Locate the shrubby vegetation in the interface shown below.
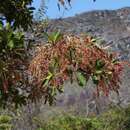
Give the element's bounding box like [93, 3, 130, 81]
[35, 105, 130, 130]
[0, 105, 130, 130]
[0, 115, 12, 130]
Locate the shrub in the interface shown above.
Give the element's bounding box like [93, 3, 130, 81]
[35, 105, 130, 130]
[124, 106, 130, 129]
[99, 106, 126, 130]
[99, 105, 130, 130]
[0, 115, 12, 130]
[34, 114, 101, 130]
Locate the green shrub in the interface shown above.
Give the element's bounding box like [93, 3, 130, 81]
[99, 106, 125, 130]
[0, 115, 12, 124]
[98, 105, 130, 130]
[34, 114, 101, 130]
[35, 105, 130, 130]
[121, 106, 130, 130]
[0, 115, 12, 130]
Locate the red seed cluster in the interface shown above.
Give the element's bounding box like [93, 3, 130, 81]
[29, 34, 123, 99]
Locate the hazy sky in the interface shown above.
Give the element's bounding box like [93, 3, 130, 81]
[32, 0, 130, 19]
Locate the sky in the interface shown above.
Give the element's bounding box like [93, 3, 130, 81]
[32, 0, 130, 19]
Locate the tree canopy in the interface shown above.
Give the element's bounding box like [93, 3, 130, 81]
[29, 32, 123, 104]
[0, 0, 126, 107]
[0, 0, 34, 30]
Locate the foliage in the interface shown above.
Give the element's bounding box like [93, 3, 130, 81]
[0, 0, 35, 107]
[34, 114, 100, 130]
[123, 106, 130, 129]
[34, 105, 130, 130]
[98, 105, 130, 130]
[99, 107, 126, 130]
[0, 0, 34, 31]
[0, 105, 129, 130]
[0, 115, 12, 130]
[29, 32, 123, 104]
[0, 21, 27, 107]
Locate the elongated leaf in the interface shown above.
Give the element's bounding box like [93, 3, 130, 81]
[41, 78, 49, 87]
[53, 31, 62, 43]
[95, 70, 102, 75]
[46, 72, 53, 80]
[92, 75, 100, 85]
[0, 22, 3, 30]
[5, 23, 11, 30]
[76, 71, 86, 87]
[95, 60, 105, 70]
[7, 40, 14, 49]
[41, 72, 53, 87]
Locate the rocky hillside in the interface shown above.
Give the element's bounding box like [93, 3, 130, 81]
[31, 7, 130, 60]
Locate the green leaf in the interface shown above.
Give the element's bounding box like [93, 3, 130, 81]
[91, 38, 96, 42]
[92, 75, 100, 85]
[51, 87, 56, 96]
[5, 22, 11, 30]
[53, 31, 62, 43]
[95, 70, 102, 75]
[95, 60, 105, 70]
[46, 72, 53, 80]
[0, 115, 12, 123]
[0, 22, 3, 30]
[41, 79, 49, 87]
[45, 31, 62, 44]
[41, 72, 53, 87]
[50, 57, 59, 73]
[7, 40, 14, 49]
[76, 71, 87, 87]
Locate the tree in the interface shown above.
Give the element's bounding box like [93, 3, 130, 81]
[0, 0, 126, 107]
[29, 32, 123, 105]
[0, 0, 34, 30]
[0, 0, 34, 107]
[0, 21, 29, 107]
